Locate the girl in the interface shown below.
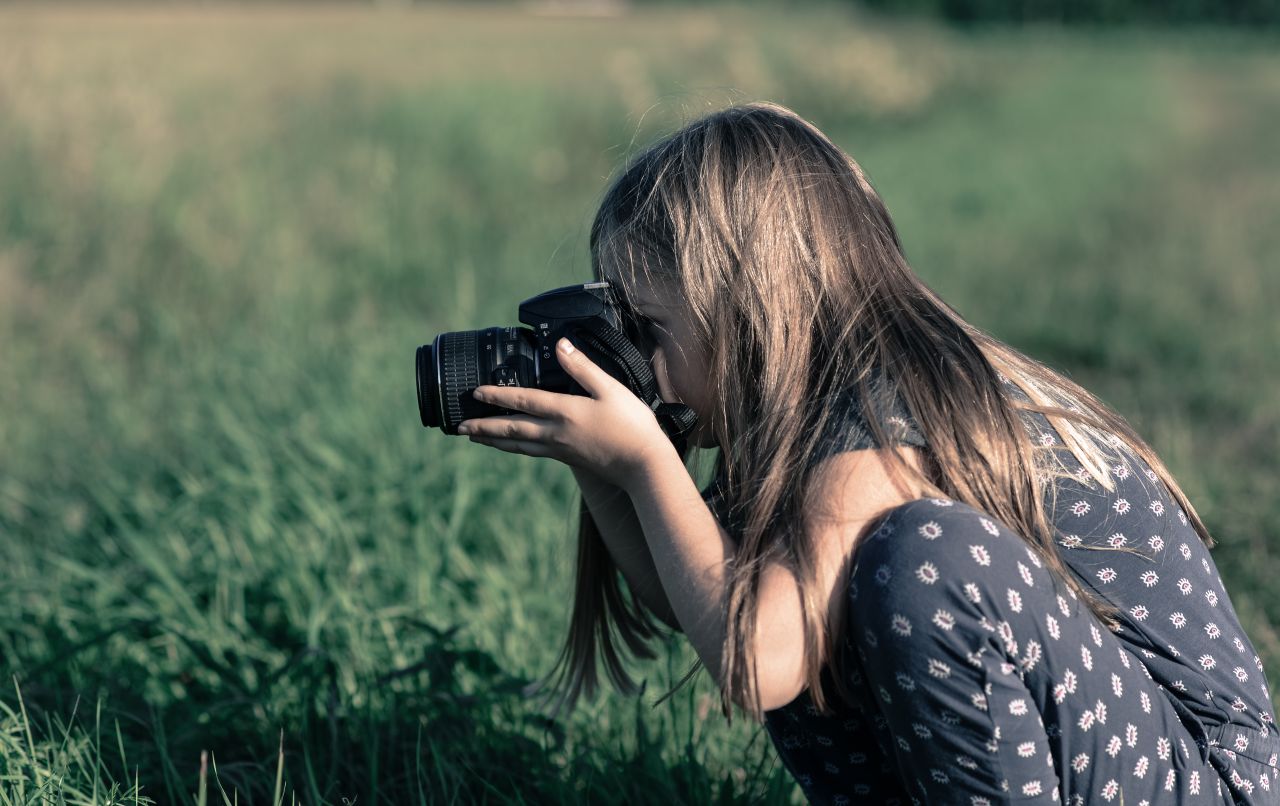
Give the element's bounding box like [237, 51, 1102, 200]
[454, 102, 1277, 804]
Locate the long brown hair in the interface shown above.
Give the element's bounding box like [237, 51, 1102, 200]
[524, 101, 1215, 725]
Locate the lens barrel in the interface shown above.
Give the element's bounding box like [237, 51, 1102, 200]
[416, 327, 537, 433]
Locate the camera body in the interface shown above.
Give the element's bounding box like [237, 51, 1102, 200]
[416, 280, 698, 448]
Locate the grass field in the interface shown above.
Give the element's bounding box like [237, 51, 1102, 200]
[1, 3, 1277, 803]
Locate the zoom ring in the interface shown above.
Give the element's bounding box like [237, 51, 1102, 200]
[440, 330, 480, 428]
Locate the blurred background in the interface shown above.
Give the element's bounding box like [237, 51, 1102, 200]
[1, 1, 1277, 803]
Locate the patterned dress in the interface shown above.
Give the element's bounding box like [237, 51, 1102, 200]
[700, 377, 1278, 804]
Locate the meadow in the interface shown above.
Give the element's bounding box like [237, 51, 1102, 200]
[0, 3, 1277, 803]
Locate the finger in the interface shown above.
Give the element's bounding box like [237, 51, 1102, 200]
[472, 384, 568, 419]
[555, 336, 620, 399]
[470, 434, 555, 458]
[459, 413, 549, 442]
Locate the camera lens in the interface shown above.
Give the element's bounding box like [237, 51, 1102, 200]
[416, 327, 538, 433]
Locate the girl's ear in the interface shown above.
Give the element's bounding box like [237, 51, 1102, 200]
[650, 350, 678, 404]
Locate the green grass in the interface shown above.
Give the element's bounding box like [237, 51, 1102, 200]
[1, 3, 1277, 803]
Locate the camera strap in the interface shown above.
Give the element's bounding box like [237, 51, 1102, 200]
[567, 320, 700, 450]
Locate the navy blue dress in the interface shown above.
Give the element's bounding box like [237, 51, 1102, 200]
[700, 376, 1278, 804]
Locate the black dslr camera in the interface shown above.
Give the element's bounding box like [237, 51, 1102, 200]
[416, 281, 698, 450]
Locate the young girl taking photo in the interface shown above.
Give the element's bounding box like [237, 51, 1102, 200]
[454, 102, 1277, 804]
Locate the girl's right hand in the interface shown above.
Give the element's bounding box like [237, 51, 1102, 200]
[457, 337, 677, 491]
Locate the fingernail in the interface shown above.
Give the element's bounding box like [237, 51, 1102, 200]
[559, 338, 575, 354]
[472, 388, 486, 401]
[457, 422, 471, 434]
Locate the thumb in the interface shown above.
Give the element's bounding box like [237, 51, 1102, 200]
[557, 336, 615, 398]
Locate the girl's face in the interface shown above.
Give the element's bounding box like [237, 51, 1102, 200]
[624, 279, 718, 449]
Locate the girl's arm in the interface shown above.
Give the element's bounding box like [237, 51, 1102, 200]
[621, 444, 928, 717]
[455, 343, 918, 713]
[620, 447, 801, 714]
[570, 465, 682, 632]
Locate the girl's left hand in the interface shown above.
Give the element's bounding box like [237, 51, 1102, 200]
[456, 337, 675, 490]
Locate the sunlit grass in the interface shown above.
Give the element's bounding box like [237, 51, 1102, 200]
[1, 3, 1276, 802]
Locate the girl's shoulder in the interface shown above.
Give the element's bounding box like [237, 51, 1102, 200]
[700, 372, 1127, 535]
